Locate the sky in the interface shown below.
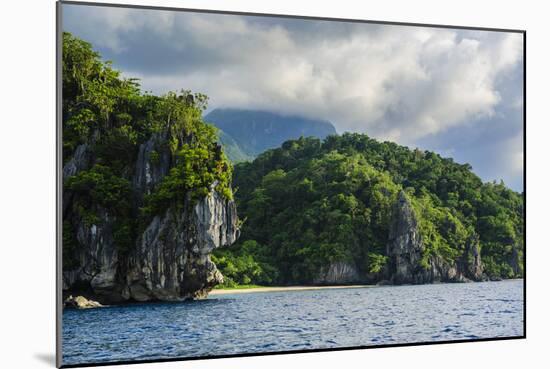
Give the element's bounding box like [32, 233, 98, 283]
[62, 4, 524, 191]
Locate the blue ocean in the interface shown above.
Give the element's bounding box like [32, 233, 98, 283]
[62, 280, 524, 366]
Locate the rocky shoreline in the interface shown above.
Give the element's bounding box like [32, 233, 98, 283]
[65, 278, 523, 309]
[64, 295, 104, 309]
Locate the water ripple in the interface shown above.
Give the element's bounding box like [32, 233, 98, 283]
[63, 280, 524, 366]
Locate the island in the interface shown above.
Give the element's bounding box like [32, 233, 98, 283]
[61, 32, 524, 308]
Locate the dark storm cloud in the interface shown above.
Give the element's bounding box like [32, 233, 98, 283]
[63, 6, 247, 75]
[62, 4, 524, 191]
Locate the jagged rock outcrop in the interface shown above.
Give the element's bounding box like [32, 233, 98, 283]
[62, 132, 240, 304]
[62, 143, 93, 214]
[386, 191, 431, 284]
[62, 206, 122, 301]
[64, 295, 103, 309]
[124, 190, 239, 301]
[386, 191, 484, 284]
[63, 143, 92, 180]
[459, 234, 484, 281]
[133, 132, 172, 196]
[314, 261, 360, 284]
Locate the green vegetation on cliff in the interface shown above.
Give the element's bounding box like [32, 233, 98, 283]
[62, 32, 233, 266]
[215, 134, 524, 285]
[62, 33, 523, 287]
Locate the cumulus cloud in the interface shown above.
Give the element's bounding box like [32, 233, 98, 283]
[63, 4, 524, 190]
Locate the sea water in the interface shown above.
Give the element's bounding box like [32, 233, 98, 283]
[62, 280, 524, 366]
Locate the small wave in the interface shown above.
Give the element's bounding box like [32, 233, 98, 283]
[259, 343, 277, 349]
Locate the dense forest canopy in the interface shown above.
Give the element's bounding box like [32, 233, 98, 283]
[62, 32, 233, 267]
[214, 134, 524, 286]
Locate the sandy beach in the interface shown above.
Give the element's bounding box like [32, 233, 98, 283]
[209, 285, 374, 295]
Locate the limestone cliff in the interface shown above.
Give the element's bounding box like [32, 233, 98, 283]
[314, 261, 360, 285]
[62, 133, 239, 304]
[386, 191, 431, 284]
[386, 191, 484, 284]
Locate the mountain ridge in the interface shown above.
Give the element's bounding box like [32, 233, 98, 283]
[205, 108, 337, 160]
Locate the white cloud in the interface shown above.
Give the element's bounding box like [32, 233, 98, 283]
[65, 6, 522, 141]
[95, 12, 522, 144]
[63, 4, 524, 189]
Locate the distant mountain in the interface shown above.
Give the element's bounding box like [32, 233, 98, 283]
[216, 130, 254, 163]
[205, 109, 337, 158]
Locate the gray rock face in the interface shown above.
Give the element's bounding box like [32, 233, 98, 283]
[63, 189, 239, 303]
[125, 191, 239, 301]
[62, 143, 93, 214]
[386, 191, 484, 284]
[460, 234, 484, 281]
[134, 132, 172, 196]
[63, 143, 91, 180]
[386, 191, 431, 284]
[314, 261, 360, 284]
[62, 131, 240, 304]
[62, 207, 123, 302]
[430, 256, 463, 283]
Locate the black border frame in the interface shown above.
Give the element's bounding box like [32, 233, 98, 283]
[56, 1, 527, 368]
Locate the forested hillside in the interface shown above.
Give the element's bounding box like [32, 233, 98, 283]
[62, 32, 524, 295]
[213, 134, 524, 286]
